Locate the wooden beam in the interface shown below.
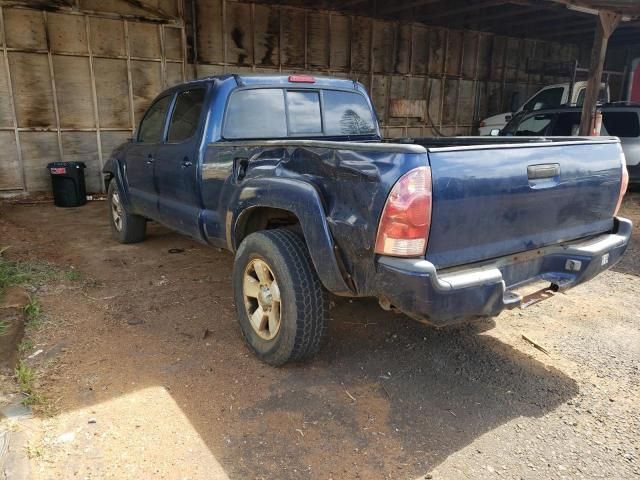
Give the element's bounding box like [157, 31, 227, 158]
[379, 0, 443, 16]
[420, 0, 507, 21]
[579, 11, 621, 135]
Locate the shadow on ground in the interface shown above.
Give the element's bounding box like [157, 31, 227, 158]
[1, 203, 580, 479]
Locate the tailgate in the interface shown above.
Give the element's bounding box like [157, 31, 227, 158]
[426, 139, 624, 268]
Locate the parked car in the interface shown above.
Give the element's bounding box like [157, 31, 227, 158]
[103, 74, 631, 365]
[478, 81, 609, 136]
[498, 104, 640, 184]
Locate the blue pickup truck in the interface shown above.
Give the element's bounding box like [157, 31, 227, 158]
[103, 74, 631, 365]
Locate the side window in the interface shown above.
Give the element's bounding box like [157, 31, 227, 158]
[323, 91, 376, 136]
[167, 89, 206, 143]
[522, 87, 564, 112]
[602, 112, 640, 138]
[551, 112, 581, 136]
[515, 114, 553, 136]
[287, 91, 322, 135]
[138, 95, 172, 143]
[224, 89, 287, 139]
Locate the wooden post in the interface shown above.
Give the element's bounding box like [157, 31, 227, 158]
[579, 11, 621, 136]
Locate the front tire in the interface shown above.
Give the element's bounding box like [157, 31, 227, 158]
[233, 229, 329, 366]
[107, 179, 146, 244]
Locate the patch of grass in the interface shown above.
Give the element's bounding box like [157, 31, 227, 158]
[18, 338, 34, 354]
[0, 320, 7, 336]
[14, 360, 43, 407]
[0, 256, 57, 298]
[65, 269, 81, 281]
[24, 297, 42, 328]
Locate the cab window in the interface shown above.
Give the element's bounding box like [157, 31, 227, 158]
[167, 89, 206, 143]
[522, 87, 564, 112]
[515, 113, 553, 136]
[138, 95, 173, 143]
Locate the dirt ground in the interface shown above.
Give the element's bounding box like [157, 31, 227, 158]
[0, 192, 639, 480]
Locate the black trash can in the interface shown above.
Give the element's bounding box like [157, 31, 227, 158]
[46, 162, 87, 207]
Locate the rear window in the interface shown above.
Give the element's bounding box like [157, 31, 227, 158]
[323, 91, 376, 136]
[223, 88, 375, 139]
[224, 89, 287, 139]
[602, 112, 640, 137]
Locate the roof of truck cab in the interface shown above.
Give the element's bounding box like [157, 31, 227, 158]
[180, 74, 360, 90]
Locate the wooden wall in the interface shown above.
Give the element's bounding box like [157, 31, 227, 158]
[187, 0, 589, 139]
[0, 1, 185, 194]
[0, 0, 590, 195]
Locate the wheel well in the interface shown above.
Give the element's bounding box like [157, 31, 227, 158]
[103, 172, 114, 192]
[235, 207, 301, 249]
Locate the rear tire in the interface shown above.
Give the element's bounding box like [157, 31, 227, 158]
[107, 179, 146, 244]
[233, 229, 329, 366]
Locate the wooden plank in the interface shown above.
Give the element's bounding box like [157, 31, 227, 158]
[47, 12, 88, 54]
[388, 75, 406, 126]
[395, 24, 411, 75]
[226, 1, 252, 65]
[89, 17, 125, 57]
[0, 51, 13, 128]
[196, 0, 223, 63]
[281, 8, 305, 67]
[0, 131, 20, 190]
[61, 131, 101, 192]
[164, 26, 183, 61]
[462, 31, 477, 79]
[370, 74, 388, 122]
[100, 131, 131, 161]
[131, 59, 162, 125]
[329, 13, 349, 70]
[307, 11, 329, 68]
[372, 20, 393, 73]
[53, 55, 95, 128]
[93, 57, 130, 128]
[445, 30, 463, 76]
[19, 131, 60, 192]
[411, 25, 428, 75]
[8, 52, 55, 127]
[351, 16, 371, 73]
[428, 28, 445, 74]
[253, 4, 279, 67]
[4, 8, 46, 50]
[165, 61, 183, 87]
[128, 22, 161, 59]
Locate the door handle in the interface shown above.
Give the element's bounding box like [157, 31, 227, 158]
[181, 158, 193, 168]
[527, 163, 560, 180]
[145, 154, 155, 165]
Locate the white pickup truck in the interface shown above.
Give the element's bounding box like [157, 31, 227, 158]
[478, 81, 609, 136]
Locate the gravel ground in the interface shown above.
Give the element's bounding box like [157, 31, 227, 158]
[0, 192, 638, 480]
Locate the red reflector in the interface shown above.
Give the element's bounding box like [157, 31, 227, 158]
[50, 167, 66, 174]
[288, 75, 315, 83]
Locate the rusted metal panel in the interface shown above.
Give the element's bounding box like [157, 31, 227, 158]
[370, 74, 388, 122]
[281, 8, 305, 67]
[446, 30, 463, 77]
[100, 130, 130, 161]
[0, 131, 20, 189]
[462, 31, 477, 79]
[4, 8, 45, 50]
[491, 36, 506, 82]
[307, 11, 329, 68]
[93, 57, 130, 127]
[428, 28, 445, 74]
[505, 37, 521, 83]
[48, 12, 88, 54]
[8, 51, 55, 127]
[165, 60, 183, 87]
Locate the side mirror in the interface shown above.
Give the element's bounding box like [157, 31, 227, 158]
[490, 129, 501, 136]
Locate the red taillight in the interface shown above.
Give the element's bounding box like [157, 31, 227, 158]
[288, 75, 315, 83]
[613, 161, 629, 217]
[375, 166, 432, 257]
